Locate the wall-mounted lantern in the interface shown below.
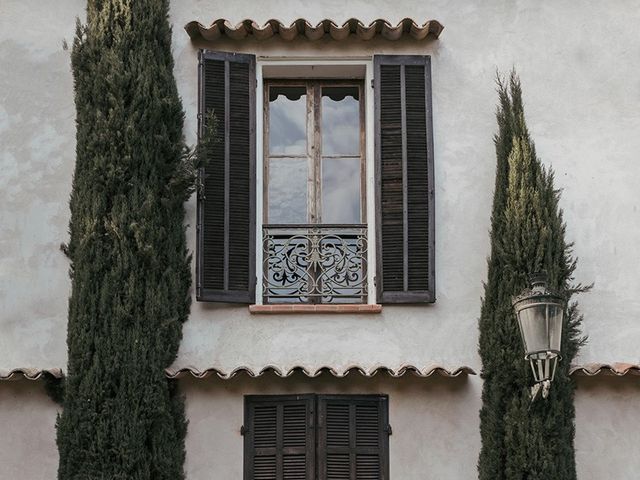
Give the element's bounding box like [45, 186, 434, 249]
[512, 272, 566, 401]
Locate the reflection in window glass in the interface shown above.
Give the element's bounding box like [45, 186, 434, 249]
[321, 87, 360, 156]
[322, 157, 360, 224]
[269, 86, 307, 155]
[268, 158, 307, 224]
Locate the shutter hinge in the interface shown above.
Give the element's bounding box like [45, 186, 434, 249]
[370, 78, 374, 89]
[240, 425, 248, 436]
[384, 424, 392, 435]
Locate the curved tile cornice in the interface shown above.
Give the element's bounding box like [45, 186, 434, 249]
[185, 18, 444, 43]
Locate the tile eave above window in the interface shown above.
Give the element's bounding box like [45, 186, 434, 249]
[185, 18, 444, 43]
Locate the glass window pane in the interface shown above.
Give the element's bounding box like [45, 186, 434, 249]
[321, 87, 360, 156]
[268, 157, 307, 224]
[269, 86, 307, 155]
[322, 157, 360, 224]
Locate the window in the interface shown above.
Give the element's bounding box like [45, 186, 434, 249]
[263, 81, 367, 304]
[196, 51, 435, 305]
[244, 394, 390, 480]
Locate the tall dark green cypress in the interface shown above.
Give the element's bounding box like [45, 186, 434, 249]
[56, 1, 192, 478]
[478, 72, 586, 479]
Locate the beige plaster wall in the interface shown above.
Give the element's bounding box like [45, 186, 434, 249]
[1, 376, 639, 479]
[181, 372, 482, 480]
[167, 0, 640, 374]
[2, 0, 639, 376]
[2, 1, 640, 478]
[183, 374, 640, 480]
[0, 0, 84, 370]
[0, 382, 59, 480]
[574, 376, 640, 480]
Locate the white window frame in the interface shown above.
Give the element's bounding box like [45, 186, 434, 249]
[255, 57, 377, 305]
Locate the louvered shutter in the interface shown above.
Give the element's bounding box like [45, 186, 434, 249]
[374, 55, 435, 304]
[197, 50, 256, 303]
[318, 395, 389, 480]
[244, 395, 315, 480]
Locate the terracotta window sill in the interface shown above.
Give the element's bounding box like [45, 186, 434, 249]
[249, 304, 383, 314]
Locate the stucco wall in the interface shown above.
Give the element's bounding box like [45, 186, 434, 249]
[2, 0, 639, 375]
[0, 0, 83, 370]
[170, 0, 640, 373]
[574, 376, 640, 480]
[2, 376, 639, 480]
[2, 0, 640, 478]
[0, 382, 59, 480]
[182, 373, 481, 480]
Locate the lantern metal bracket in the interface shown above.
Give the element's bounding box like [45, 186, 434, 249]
[513, 272, 567, 404]
[530, 379, 551, 403]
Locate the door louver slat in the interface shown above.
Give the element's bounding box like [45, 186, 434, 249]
[283, 455, 307, 479]
[356, 455, 381, 480]
[356, 404, 380, 449]
[254, 456, 277, 480]
[326, 403, 350, 448]
[254, 405, 277, 449]
[283, 403, 308, 448]
[326, 454, 350, 479]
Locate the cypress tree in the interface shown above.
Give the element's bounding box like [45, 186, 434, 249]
[478, 72, 586, 480]
[56, 1, 194, 478]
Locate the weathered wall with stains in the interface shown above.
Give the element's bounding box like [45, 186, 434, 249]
[0, 0, 80, 370]
[168, 0, 640, 374]
[2, 0, 640, 479]
[182, 373, 481, 480]
[0, 382, 60, 480]
[1, 375, 639, 479]
[2, 0, 639, 381]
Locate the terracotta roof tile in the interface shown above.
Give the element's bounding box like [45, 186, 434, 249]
[164, 365, 475, 379]
[185, 18, 443, 43]
[0, 368, 63, 381]
[8, 364, 640, 380]
[1, 365, 474, 381]
[569, 363, 640, 377]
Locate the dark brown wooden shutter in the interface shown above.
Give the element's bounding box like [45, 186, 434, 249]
[244, 395, 315, 480]
[197, 50, 256, 303]
[318, 395, 389, 480]
[374, 55, 435, 304]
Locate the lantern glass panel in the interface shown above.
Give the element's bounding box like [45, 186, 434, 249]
[517, 304, 549, 355]
[547, 303, 563, 352]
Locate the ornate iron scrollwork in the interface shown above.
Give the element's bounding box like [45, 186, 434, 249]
[263, 224, 368, 303]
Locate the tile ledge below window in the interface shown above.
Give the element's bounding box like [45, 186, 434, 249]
[249, 304, 382, 314]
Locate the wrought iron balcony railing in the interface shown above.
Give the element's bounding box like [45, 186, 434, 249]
[262, 224, 368, 304]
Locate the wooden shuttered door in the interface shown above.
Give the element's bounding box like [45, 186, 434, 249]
[244, 395, 389, 480]
[374, 55, 435, 303]
[318, 395, 389, 480]
[244, 395, 315, 480]
[317, 396, 389, 480]
[197, 50, 256, 303]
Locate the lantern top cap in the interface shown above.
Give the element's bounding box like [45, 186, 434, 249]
[512, 271, 566, 308]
